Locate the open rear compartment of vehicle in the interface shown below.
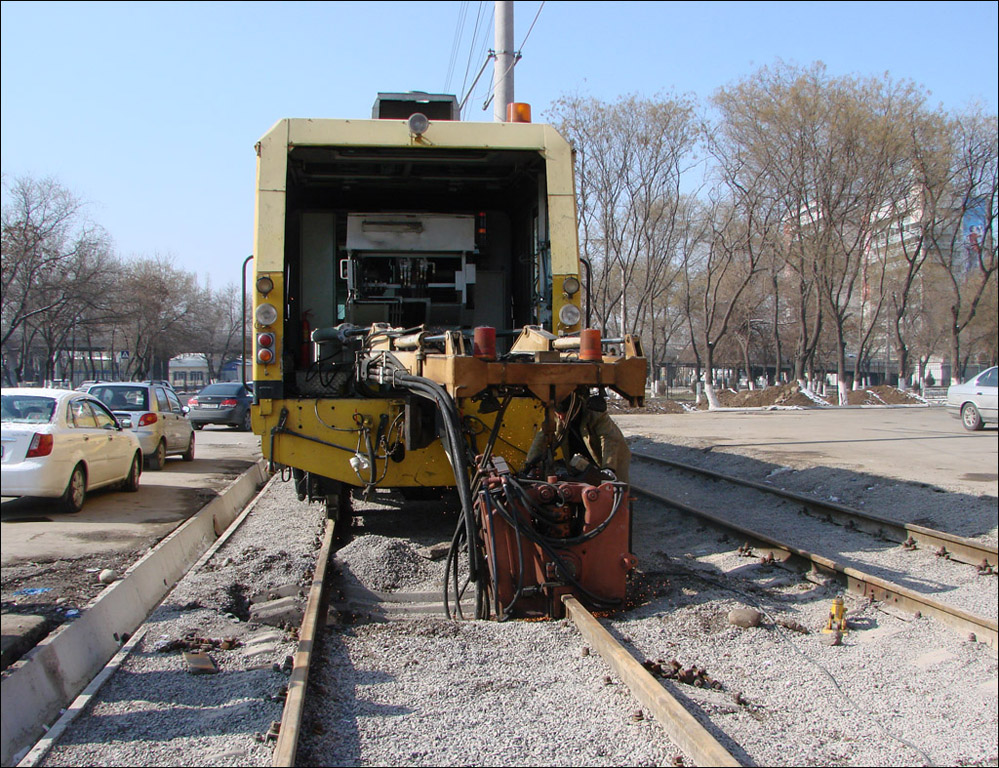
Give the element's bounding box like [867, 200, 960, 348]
[281, 145, 552, 397]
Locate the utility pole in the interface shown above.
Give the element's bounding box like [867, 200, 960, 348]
[492, 0, 514, 122]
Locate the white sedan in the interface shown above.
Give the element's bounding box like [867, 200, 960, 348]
[945, 366, 999, 431]
[1, 387, 143, 513]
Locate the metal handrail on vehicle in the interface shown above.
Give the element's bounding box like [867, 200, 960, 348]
[241, 254, 253, 394]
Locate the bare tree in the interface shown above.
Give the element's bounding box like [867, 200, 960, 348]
[925, 109, 998, 383]
[875, 110, 954, 387]
[23, 237, 118, 382]
[2, 176, 112, 382]
[682, 195, 769, 409]
[547, 92, 698, 340]
[712, 63, 934, 403]
[186, 282, 249, 381]
[111, 255, 200, 380]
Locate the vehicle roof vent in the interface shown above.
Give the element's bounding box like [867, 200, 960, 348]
[373, 92, 459, 121]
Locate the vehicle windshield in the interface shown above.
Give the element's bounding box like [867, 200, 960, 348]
[1, 394, 57, 423]
[200, 383, 245, 396]
[88, 385, 150, 411]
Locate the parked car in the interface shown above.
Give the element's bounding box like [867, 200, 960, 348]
[143, 379, 177, 392]
[75, 380, 107, 391]
[1, 388, 142, 513]
[946, 366, 998, 431]
[84, 382, 195, 469]
[187, 382, 254, 431]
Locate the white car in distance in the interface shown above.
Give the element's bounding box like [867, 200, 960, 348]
[1, 388, 143, 513]
[946, 366, 999, 431]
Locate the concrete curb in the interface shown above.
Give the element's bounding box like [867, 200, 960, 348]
[0, 459, 271, 767]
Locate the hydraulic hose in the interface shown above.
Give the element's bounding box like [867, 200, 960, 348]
[390, 371, 483, 612]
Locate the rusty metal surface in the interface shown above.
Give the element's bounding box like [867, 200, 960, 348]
[562, 596, 742, 767]
[272, 517, 337, 767]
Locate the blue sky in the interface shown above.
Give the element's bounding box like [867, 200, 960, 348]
[2, 0, 997, 289]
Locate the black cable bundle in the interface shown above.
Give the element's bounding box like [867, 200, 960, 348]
[389, 370, 486, 620]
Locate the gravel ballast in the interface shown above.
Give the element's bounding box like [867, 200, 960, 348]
[28, 413, 999, 767]
[628, 459, 999, 623]
[295, 489, 998, 767]
[37, 478, 327, 768]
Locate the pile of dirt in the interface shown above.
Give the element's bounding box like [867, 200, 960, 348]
[707, 382, 825, 409]
[608, 398, 687, 414]
[611, 384, 925, 414]
[844, 385, 924, 406]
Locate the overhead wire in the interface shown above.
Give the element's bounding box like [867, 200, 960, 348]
[459, 1, 488, 107]
[444, 1, 471, 94]
[465, 3, 496, 117]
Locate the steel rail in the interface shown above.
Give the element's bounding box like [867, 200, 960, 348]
[632, 450, 997, 571]
[272, 516, 338, 767]
[562, 595, 743, 766]
[631, 484, 998, 650]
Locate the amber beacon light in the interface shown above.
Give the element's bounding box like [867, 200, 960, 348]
[506, 103, 532, 123]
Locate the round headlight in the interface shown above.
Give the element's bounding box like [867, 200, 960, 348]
[255, 302, 278, 326]
[558, 303, 582, 327]
[562, 276, 581, 296]
[256, 275, 274, 296]
[407, 112, 430, 136]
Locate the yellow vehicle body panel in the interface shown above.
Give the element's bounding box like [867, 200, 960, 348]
[249, 111, 643, 492]
[254, 396, 545, 488]
[252, 117, 583, 388]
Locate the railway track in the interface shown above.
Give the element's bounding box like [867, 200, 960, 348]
[17, 469, 997, 766]
[275, 503, 740, 767]
[630, 450, 998, 649]
[632, 450, 998, 572]
[276, 461, 999, 766]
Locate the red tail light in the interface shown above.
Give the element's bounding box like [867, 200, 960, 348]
[26, 433, 54, 458]
[188, 397, 199, 406]
[257, 330, 275, 364]
[220, 398, 238, 407]
[137, 413, 158, 427]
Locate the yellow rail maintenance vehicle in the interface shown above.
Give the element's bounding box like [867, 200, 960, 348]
[250, 93, 646, 620]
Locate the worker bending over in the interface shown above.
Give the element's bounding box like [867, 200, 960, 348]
[524, 388, 631, 485]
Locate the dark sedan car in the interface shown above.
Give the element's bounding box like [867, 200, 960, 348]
[187, 383, 253, 431]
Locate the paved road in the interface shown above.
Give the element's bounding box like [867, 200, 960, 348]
[1, 427, 262, 567]
[613, 405, 998, 498]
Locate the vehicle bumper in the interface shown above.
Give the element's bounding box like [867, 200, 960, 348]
[189, 408, 241, 426]
[0, 459, 73, 498]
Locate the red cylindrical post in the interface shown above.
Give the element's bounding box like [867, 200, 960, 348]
[579, 328, 602, 361]
[473, 326, 497, 360]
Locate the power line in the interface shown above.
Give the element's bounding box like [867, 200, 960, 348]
[459, 1, 487, 101]
[444, 1, 470, 93]
[458, 53, 494, 114]
[519, 0, 545, 52]
[465, 2, 493, 115]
